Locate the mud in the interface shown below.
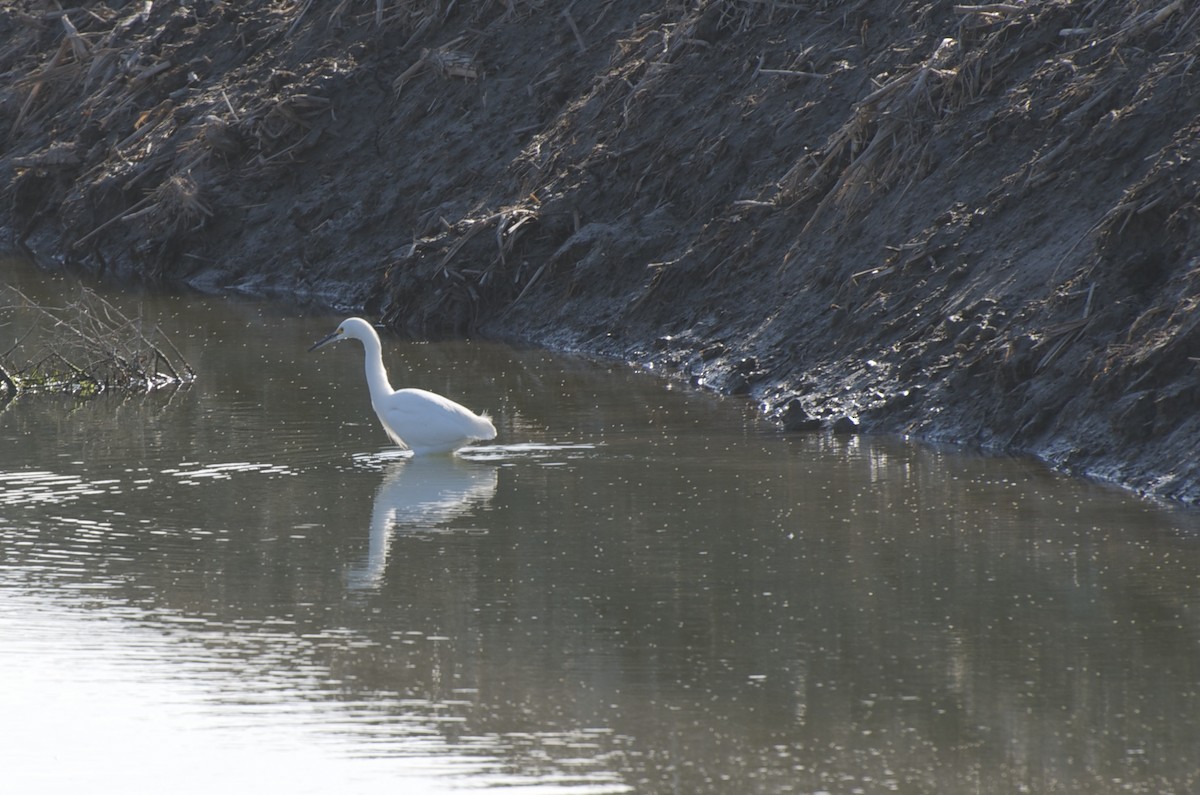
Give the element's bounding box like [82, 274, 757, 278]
[3, 1, 1199, 503]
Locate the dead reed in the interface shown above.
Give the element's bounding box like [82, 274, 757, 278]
[0, 285, 194, 400]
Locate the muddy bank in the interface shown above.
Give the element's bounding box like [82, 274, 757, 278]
[3, 1, 1199, 504]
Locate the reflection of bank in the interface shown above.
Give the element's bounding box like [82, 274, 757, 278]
[347, 457, 498, 589]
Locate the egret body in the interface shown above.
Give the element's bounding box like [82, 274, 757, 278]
[309, 318, 497, 454]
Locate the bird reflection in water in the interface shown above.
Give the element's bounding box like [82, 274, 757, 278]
[346, 456, 498, 589]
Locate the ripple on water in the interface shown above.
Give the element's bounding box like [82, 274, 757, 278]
[0, 585, 635, 794]
[343, 442, 601, 470]
[0, 470, 125, 507]
[162, 460, 296, 484]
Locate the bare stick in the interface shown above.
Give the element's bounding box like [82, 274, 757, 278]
[563, 8, 587, 53]
[10, 40, 68, 136]
[758, 68, 827, 79]
[71, 195, 156, 249]
[154, 324, 196, 378]
[0, 362, 17, 396]
[953, 4, 1025, 15]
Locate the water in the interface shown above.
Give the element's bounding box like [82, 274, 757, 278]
[2, 258, 1200, 794]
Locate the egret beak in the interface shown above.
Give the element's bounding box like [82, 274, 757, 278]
[308, 330, 341, 352]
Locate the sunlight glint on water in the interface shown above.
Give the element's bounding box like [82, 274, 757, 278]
[0, 591, 629, 794]
[2, 255, 1200, 794]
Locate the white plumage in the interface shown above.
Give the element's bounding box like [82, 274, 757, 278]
[309, 317, 496, 455]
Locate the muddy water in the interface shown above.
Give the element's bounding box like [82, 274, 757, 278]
[2, 260, 1199, 795]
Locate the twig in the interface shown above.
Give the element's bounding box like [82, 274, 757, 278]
[757, 68, 827, 79]
[10, 39, 68, 136]
[505, 262, 548, 314]
[71, 195, 156, 249]
[1119, 0, 1183, 42]
[60, 14, 91, 61]
[0, 362, 17, 396]
[2, 323, 38, 359]
[130, 59, 172, 87]
[953, 4, 1025, 15]
[287, 0, 314, 37]
[220, 88, 239, 121]
[563, 8, 587, 53]
[154, 324, 195, 378]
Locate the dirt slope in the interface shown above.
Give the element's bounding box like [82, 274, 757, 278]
[3, 0, 1199, 503]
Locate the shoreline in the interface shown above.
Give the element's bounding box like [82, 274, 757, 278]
[4, 1, 1198, 504]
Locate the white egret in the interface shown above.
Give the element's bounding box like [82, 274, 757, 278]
[309, 317, 497, 455]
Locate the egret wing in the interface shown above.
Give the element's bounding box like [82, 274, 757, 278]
[374, 388, 495, 453]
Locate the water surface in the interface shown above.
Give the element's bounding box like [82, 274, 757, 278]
[2, 259, 1199, 794]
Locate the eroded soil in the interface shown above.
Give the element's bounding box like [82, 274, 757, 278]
[3, 0, 1199, 502]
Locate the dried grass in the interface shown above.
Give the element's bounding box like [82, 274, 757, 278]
[380, 202, 541, 328]
[782, 36, 962, 232]
[393, 37, 480, 97]
[149, 172, 213, 235]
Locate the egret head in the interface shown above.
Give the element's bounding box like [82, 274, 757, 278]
[308, 317, 378, 352]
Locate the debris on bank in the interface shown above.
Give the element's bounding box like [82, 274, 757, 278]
[1, 1, 1198, 503]
[0, 285, 194, 400]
